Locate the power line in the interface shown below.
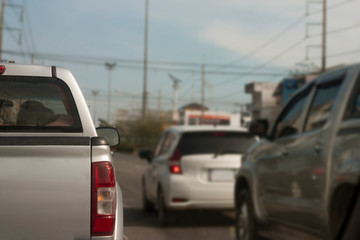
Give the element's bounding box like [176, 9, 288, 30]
[84, 92, 246, 106]
[4, 50, 258, 69]
[178, 0, 355, 100]
[307, 0, 354, 15]
[2, 49, 285, 76]
[7, 0, 23, 20]
[203, 0, 354, 74]
[308, 23, 360, 38]
[208, 90, 247, 100]
[179, 0, 355, 100]
[211, 15, 307, 72]
[212, 37, 306, 87]
[308, 48, 360, 60]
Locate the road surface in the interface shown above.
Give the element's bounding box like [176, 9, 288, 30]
[113, 152, 237, 240]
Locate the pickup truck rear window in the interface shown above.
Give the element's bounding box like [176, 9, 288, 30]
[178, 131, 257, 156]
[0, 76, 82, 132]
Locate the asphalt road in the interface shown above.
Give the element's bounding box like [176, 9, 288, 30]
[113, 152, 237, 240]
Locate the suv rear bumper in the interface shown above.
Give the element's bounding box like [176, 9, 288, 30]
[167, 175, 235, 210]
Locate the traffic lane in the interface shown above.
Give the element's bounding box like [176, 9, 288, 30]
[113, 152, 145, 209]
[113, 152, 236, 240]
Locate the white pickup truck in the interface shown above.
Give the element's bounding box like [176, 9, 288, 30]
[0, 63, 123, 240]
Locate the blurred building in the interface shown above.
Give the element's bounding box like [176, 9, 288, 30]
[245, 82, 281, 125]
[177, 102, 244, 127]
[273, 78, 307, 106]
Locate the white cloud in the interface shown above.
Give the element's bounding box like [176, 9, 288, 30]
[198, 21, 307, 67]
[197, 0, 360, 69]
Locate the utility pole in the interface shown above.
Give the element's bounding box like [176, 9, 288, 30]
[321, 0, 327, 72]
[91, 90, 99, 125]
[168, 74, 180, 123]
[0, 0, 5, 60]
[201, 64, 205, 116]
[142, 0, 149, 120]
[158, 88, 161, 120]
[306, 0, 326, 73]
[105, 62, 116, 124]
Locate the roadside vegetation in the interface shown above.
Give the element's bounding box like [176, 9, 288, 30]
[98, 118, 163, 153]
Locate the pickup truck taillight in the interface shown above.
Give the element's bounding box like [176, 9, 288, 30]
[91, 161, 116, 236]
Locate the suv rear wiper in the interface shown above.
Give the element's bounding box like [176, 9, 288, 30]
[213, 150, 243, 158]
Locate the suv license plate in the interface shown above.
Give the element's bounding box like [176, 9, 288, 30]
[209, 170, 234, 182]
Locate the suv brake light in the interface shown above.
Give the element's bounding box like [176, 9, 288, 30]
[0, 65, 5, 75]
[169, 147, 182, 174]
[91, 161, 116, 236]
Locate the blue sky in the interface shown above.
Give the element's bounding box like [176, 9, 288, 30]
[2, 0, 360, 125]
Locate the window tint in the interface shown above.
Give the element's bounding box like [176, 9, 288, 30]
[344, 75, 360, 119]
[350, 93, 360, 117]
[274, 85, 312, 138]
[305, 81, 342, 132]
[0, 76, 82, 132]
[177, 131, 257, 156]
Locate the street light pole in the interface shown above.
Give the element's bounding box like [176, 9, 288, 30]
[168, 74, 181, 123]
[321, 0, 327, 73]
[0, 0, 6, 60]
[91, 90, 99, 125]
[105, 62, 116, 124]
[142, 0, 149, 120]
[201, 64, 205, 117]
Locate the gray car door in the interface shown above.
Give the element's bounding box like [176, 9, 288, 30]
[258, 85, 312, 221]
[286, 70, 348, 234]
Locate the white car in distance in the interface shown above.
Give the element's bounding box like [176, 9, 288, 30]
[139, 125, 258, 225]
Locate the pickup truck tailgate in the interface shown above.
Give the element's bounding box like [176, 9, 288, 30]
[0, 137, 91, 240]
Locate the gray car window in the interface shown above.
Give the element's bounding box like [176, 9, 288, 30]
[273, 85, 312, 139]
[344, 75, 360, 119]
[305, 80, 343, 132]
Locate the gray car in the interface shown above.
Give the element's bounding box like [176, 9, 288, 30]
[235, 63, 360, 240]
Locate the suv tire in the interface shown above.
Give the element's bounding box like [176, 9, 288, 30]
[235, 189, 258, 240]
[157, 188, 173, 226]
[142, 179, 154, 212]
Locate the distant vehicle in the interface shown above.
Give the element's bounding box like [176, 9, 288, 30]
[234, 63, 360, 240]
[0, 63, 123, 240]
[139, 125, 257, 225]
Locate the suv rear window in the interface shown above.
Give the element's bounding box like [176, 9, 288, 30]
[178, 131, 257, 156]
[0, 76, 82, 132]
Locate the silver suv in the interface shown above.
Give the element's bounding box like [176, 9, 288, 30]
[235, 63, 360, 240]
[139, 125, 257, 225]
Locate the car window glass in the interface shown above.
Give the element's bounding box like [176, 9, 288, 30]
[344, 76, 360, 119]
[178, 131, 257, 156]
[274, 85, 312, 139]
[0, 76, 82, 132]
[160, 132, 175, 155]
[153, 134, 166, 158]
[350, 93, 360, 117]
[305, 80, 342, 132]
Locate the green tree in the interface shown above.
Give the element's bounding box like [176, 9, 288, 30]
[98, 118, 111, 127]
[114, 117, 163, 153]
